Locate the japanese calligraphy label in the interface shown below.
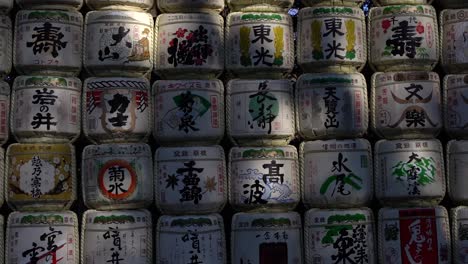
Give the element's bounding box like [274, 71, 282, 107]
[16, 0, 83, 9]
[378, 207, 451, 264]
[6, 143, 75, 211]
[86, 0, 153, 11]
[14, 10, 83, 76]
[375, 139, 445, 206]
[0, 0, 12, 13]
[301, 139, 372, 208]
[232, 212, 302, 264]
[227, 79, 295, 146]
[153, 80, 224, 145]
[157, 214, 226, 264]
[451, 206, 468, 264]
[0, 16, 12, 76]
[441, 10, 468, 74]
[84, 77, 151, 143]
[304, 208, 376, 264]
[226, 12, 294, 78]
[12, 76, 81, 143]
[84, 10, 153, 77]
[155, 146, 226, 214]
[369, 5, 439, 71]
[158, 0, 224, 14]
[82, 209, 152, 264]
[229, 146, 300, 211]
[6, 211, 78, 264]
[226, 0, 293, 12]
[82, 144, 153, 210]
[0, 81, 10, 144]
[444, 75, 468, 138]
[372, 72, 442, 139]
[298, 7, 366, 73]
[155, 13, 224, 79]
[447, 140, 468, 204]
[296, 73, 368, 139]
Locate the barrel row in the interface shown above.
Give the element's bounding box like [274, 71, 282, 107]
[3, 206, 468, 263]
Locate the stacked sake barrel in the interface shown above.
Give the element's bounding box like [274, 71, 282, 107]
[153, 1, 228, 263]
[296, 1, 377, 263]
[5, 0, 83, 262]
[222, 1, 304, 263]
[80, 0, 155, 263]
[439, 1, 468, 263]
[368, 1, 453, 263]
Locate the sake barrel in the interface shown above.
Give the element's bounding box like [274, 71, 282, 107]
[16, 0, 83, 10]
[298, 6, 366, 73]
[6, 211, 79, 264]
[0, 81, 10, 145]
[82, 143, 153, 210]
[374, 0, 432, 5]
[6, 143, 76, 211]
[378, 206, 451, 264]
[155, 145, 226, 214]
[451, 206, 468, 264]
[0, 149, 4, 208]
[158, 0, 224, 13]
[441, 9, 468, 74]
[82, 209, 153, 264]
[301, 139, 373, 208]
[229, 146, 300, 211]
[153, 79, 224, 145]
[156, 214, 226, 264]
[84, 10, 153, 77]
[231, 211, 302, 264]
[154, 13, 224, 79]
[226, 0, 293, 12]
[0, 15, 11, 77]
[226, 79, 295, 146]
[11, 76, 81, 143]
[369, 5, 439, 71]
[85, 0, 154, 11]
[444, 74, 468, 138]
[305, 208, 376, 264]
[296, 73, 368, 139]
[375, 139, 445, 206]
[14, 10, 83, 76]
[226, 12, 294, 78]
[371, 71, 442, 139]
[447, 140, 468, 205]
[0, 0, 12, 13]
[0, 215, 3, 264]
[83, 77, 151, 143]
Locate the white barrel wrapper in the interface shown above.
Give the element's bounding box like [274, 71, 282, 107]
[444, 74, 468, 138]
[14, 10, 83, 76]
[155, 146, 226, 214]
[84, 10, 154, 77]
[227, 79, 295, 146]
[369, 5, 439, 72]
[82, 143, 153, 210]
[301, 139, 373, 208]
[153, 79, 224, 145]
[6, 211, 79, 264]
[231, 211, 302, 264]
[304, 208, 376, 264]
[229, 146, 300, 211]
[374, 139, 445, 206]
[12, 76, 81, 143]
[378, 206, 451, 264]
[156, 214, 226, 264]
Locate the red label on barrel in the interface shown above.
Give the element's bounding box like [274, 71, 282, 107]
[399, 209, 438, 264]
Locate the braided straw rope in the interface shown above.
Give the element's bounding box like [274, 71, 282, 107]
[86, 0, 153, 11]
[158, 0, 225, 13]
